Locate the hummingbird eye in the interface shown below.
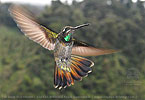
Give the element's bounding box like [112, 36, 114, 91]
[62, 27, 71, 33]
[62, 28, 70, 36]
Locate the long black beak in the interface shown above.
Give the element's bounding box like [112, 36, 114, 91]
[73, 23, 90, 30]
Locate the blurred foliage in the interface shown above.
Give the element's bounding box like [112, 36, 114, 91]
[0, 0, 145, 99]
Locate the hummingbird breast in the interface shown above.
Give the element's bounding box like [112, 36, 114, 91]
[54, 39, 74, 71]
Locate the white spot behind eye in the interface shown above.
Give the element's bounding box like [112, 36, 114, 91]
[66, 30, 70, 34]
[63, 28, 66, 32]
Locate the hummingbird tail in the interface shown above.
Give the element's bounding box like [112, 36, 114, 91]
[54, 55, 94, 89]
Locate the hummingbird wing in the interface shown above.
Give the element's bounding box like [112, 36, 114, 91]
[72, 40, 119, 56]
[9, 5, 57, 50]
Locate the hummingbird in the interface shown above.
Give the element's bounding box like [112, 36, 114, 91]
[9, 5, 119, 89]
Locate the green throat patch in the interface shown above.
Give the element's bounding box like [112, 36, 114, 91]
[64, 33, 72, 41]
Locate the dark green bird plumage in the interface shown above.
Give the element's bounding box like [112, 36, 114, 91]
[9, 5, 119, 89]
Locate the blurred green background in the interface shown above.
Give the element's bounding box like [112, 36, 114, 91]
[0, 0, 145, 99]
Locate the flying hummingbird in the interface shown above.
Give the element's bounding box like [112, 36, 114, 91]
[9, 5, 119, 89]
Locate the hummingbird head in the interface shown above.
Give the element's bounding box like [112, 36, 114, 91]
[60, 23, 90, 42]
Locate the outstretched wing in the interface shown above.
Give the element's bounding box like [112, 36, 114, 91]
[9, 5, 57, 50]
[72, 40, 119, 56]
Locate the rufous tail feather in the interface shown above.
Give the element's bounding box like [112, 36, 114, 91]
[54, 55, 94, 89]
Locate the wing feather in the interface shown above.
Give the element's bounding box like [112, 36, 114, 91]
[72, 40, 119, 56]
[9, 5, 57, 50]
